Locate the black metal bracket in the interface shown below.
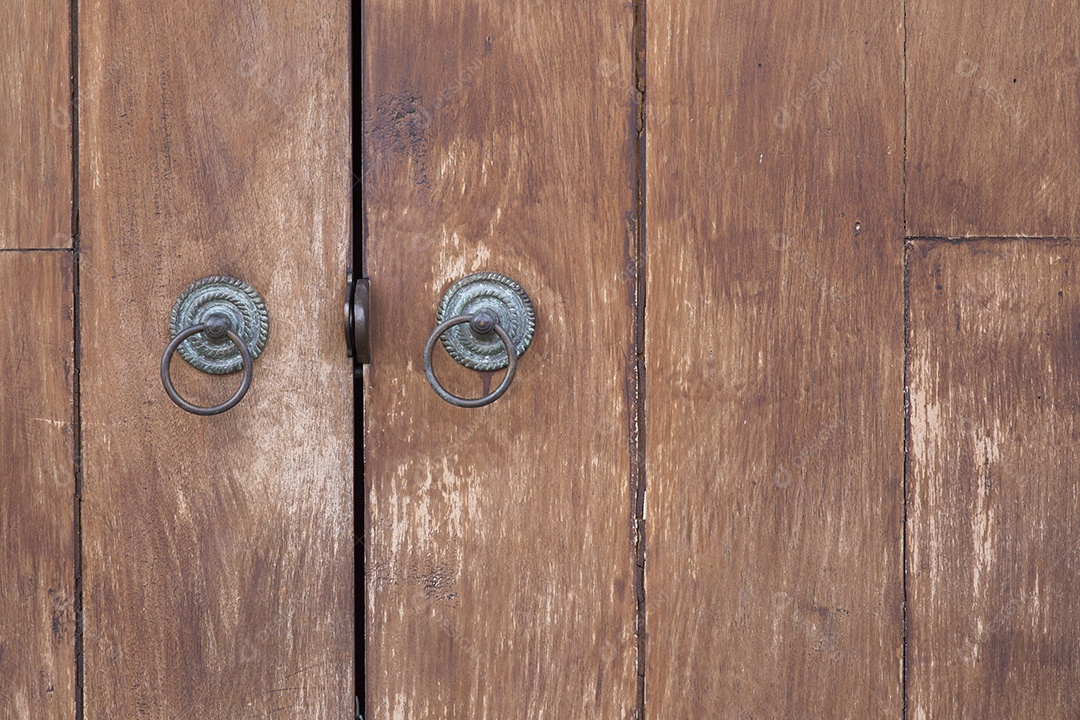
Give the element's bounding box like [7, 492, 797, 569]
[346, 272, 371, 370]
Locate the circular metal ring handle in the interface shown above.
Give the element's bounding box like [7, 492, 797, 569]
[161, 317, 255, 416]
[423, 312, 518, 408]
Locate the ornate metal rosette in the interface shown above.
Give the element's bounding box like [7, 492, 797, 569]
[168, 276, 269, 375]
[436, 272, 535, 371]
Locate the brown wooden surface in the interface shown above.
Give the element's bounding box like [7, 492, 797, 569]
[79, 1, 352, 717]
[644, 1, 905, 715]
[0, 2, 71, 249]
[0, 253, 75, 719]
[907, 2, 1080, 237]
[909, 240, 1080, 718]
[361, 1, 640, 716]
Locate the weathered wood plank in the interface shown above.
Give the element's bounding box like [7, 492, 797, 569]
[644, 1, 905, 715]
[0, 2, 70, 248]
[80, 1, 352, 716]
[361, 1, 640, 716]
[0, 252, 75, 719]
[907, 1, 1080, 237]
[909, 240, 1080, 718]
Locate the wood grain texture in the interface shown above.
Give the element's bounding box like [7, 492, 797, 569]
[0, 253, 75, 719]
[907, 1, 1080, 237]
[0, 2, 71, 248]
[645, 1, 904, 716]
[909, 240, 1080, 718]
[79, 1, 352, 717]
[362, 1, 640, 716]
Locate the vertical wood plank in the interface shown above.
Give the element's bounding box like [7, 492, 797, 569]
[362, 1, 640, 715]
[80, 1, 352, 716]
[907, 1, 1080, 237]
[0, 2, 71, 248]
[909, 240, 1080, 718]
[645, 1, 904, 715]
[0, 253, 75, 719]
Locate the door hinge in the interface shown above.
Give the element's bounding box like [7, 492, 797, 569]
[345, 272, 370, 370]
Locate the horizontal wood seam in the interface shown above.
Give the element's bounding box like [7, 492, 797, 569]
[907, 236, 1077, 242]
[0, 247, 74, 253]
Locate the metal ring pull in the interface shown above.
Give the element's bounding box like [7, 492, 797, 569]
[424, 311, 518, 408]
[161, 313, 254, 415]
[423, 272, 536, 408]
[160, 276, 270, 416]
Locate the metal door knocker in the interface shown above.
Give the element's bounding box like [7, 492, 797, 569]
[160, 275, 269, 415]
[423, 272, 535, 408]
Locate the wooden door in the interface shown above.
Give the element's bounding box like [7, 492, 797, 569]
[4, 0, 1079, 718]
[361, 2, 641, 716]
[3, 1, 353, 718]
[363, 0, 1080, 718]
